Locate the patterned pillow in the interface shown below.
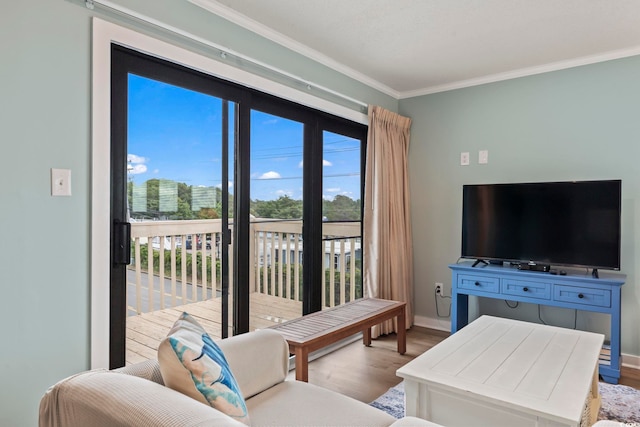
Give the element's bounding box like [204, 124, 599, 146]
[158, 312, 250, 425]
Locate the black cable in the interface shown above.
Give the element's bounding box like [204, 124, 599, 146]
[435, 287, 451, 318]
[537, 304, 548, 325]
[538, 305, 577, 329]
[505, 300, 519, 309]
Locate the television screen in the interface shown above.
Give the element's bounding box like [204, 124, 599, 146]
[461, 180, 621, 270]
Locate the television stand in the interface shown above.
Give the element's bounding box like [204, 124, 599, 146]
[449, 261, 625, 383]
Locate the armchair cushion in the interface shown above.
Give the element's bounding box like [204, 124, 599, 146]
[158, 312, 250, 425]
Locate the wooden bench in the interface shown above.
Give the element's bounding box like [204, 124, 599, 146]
[268, 298, 406, 382]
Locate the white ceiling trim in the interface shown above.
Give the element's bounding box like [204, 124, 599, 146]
[188, 0, 400, 98]
[189, 0, 640, 100]
[400, 44, 640, 99]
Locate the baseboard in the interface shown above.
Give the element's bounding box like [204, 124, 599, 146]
[413, 315, 451, 333]
[288, 333, 362, 372]
[622, 353, 640, 370]
[414, 315, 640, 371]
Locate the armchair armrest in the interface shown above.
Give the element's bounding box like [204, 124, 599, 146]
[39, 370, 245, 427]
[217, 329, 289, 399]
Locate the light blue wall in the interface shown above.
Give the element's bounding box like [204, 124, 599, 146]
[400, 56, 640, 359]
[0, 1, 396, 425]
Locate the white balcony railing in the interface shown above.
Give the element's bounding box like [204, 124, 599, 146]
[128, 219, 362, 315]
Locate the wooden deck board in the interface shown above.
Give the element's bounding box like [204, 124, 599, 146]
[125, 292, 302, 365]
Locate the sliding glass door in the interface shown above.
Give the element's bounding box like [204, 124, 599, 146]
[111, 46, 237, 367]
[110, 45, 366, 368]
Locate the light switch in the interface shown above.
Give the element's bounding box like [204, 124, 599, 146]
[479, 150, 489, 164]
[460, 152, 470, 166]
[51, 168, 72, 196]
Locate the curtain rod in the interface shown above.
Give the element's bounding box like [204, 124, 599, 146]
[83, 0, 368, 112]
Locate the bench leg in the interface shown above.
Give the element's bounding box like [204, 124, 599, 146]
[397, 309, 406, 355]
[363, 327, 372, 346]
[294, 347, 309, 382]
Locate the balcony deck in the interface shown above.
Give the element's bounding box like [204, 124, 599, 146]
[126, 293, 302, 365]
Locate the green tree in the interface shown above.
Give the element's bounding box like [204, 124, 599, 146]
[175, 199, 194, 220]
[252, 195, 303, 219]
[323, 195, 361, 221]
[198, 208, 219, 219]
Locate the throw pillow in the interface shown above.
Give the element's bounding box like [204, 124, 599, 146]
[158, 312, 250, 425]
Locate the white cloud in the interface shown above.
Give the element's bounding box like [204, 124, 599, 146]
[127, 154, 148, 175]
[129, 164, 147, 175]
[259, 171, 281, 179]
[326, 187, 341, 193]
[127, 154, 147, 164]
[276, 189, 293, 197]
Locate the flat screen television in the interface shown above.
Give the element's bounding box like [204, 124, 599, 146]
[461, 180, 621, 273]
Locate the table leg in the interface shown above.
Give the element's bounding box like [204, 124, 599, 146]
[294, 347, 309, 382]
[363, 327, 372, 346]
[397, 308, 406, 354]
[589, 365, 601, 424]
[451, 292, 469, 333]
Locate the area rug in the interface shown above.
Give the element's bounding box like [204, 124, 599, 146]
[369, 381, 640, 424]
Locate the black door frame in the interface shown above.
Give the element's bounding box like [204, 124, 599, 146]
[110, 44, 366, 367]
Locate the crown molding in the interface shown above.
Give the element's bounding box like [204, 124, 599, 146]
[399, 45, 640, 99]
[188, 0, 400, 99]
[189, 0, 640, 101]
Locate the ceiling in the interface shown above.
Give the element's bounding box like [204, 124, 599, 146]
[190, 0, 640, 98]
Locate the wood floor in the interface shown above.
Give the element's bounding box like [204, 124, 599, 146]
[300, 326, 640, 404]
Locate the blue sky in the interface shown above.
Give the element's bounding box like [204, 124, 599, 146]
[127, 74, 361, 202]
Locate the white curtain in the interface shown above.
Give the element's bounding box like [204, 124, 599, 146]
[364, 105, 414, 337]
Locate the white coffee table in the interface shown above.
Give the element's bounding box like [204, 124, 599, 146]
[397, 315, 603, 427]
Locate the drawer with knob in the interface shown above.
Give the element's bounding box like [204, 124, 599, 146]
[457, 275, 500, 294]
[502, 279, 551, 300]
[553, 284, 611, 308]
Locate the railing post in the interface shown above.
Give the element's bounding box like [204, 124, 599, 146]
[248, 222, 256, 293]
[147, 238, 154, 312]
[170, 236, 177, 307]
[134, 238, 142, 314]
[158, 236, 165, 310]
[181, 235, 187, 305]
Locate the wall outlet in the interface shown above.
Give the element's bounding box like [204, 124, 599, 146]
[479, 150, 489, 164]
[51, 168, 72, 196]
[435, 283, 443, 295]
[460, 152, 470, 166]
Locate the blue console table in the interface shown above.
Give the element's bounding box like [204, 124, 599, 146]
[449, 262, 625, 383]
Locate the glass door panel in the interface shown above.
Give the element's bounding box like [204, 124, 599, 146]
[322, 131, 363, 308]
[125, 74, 234, 362]
[249, 110, 305, 326]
